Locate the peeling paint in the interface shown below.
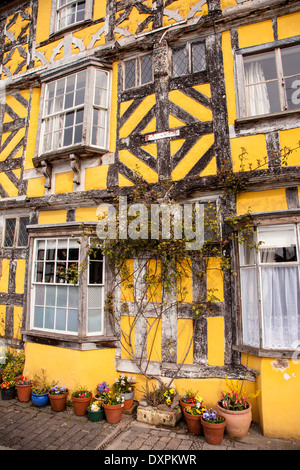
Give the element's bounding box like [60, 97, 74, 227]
[270, 359, 289, 371]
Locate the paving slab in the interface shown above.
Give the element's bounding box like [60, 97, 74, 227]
[0, 396, 299, 452]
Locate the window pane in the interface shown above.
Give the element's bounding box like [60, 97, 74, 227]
[173, 47, 186, 77]
[45, 307, 55, 329]
[88, 309, 102, 333]
[4, 218, 16, 247]
[240, 268, 260, 347]
[244, 51, 280, 116]
[55, 308, 67, 330]
[192, 43, 206, 73]
[141, 55, 153, 84]
[56, 286, 68, 307]
[281, 45, 300, 77]
[35, 285, 45, 305]
[124, 59, 136, 89]
[69, 286, 78, 308]
[258, 225, 297, 263]
[284, 74, 300, 111]
[94, 70, 108, 107]
[17, 217, 29, 246]
[67, 309, 78, 332]
[34, 306, 44, 328]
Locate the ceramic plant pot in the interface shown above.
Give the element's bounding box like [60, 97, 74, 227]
[31, 391, 49, 407]
[72, 395, 92, 416]
[88, 408, 104, 422]
[183, 408, 203, 435]
[16, 384, 32, 402]
[216, 401, 252, 437]
[103, 403, 124, 424]
[49, 391, 68, 412]
[121, 391, 135, 410]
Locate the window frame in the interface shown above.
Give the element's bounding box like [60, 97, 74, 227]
[24, 223, 115, 347]
[35, 60, 111, 162]
[236, 38, 300, 119]
[50, 0, 93, 35]
[3, 216, 30, 248]
[123, 53, 153, 90]
[237, 220, 300, 354]
[172, 40, 206, 78]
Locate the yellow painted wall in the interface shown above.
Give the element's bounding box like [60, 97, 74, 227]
[230, 135, 268, 172]
[24, 342, 118, 396]
[236, 188, 288, 216]
[0, 259, 10, 292]
[238, 20, 274, 48]
[279, 128, 300, 167]
[147, 317, 162, 362]
[38, 210, 67, 224]
[277, 11, 300, 40]
[207, 317, 224, 366]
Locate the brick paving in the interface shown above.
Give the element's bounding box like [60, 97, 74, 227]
[0, 396, 300, 451]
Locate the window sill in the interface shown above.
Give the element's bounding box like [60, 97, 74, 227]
[33, 145, 108, 167]
[235, 109, 300, 129]
[233, 344, 298, 359]
[22, 329, 118, 350]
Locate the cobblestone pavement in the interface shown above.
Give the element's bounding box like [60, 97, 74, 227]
[0, 397, 299, 452]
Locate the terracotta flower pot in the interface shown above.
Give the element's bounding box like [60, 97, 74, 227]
[49, 391, 68, 412]
[72, 395, 92, 416]
[121, 391, 134, 410]
[183, 408, 202, 435]
[216, 401, 252, 438]
[16, 384, 32, 402]
[201, 415, 226, 445]
[180, 400, 192, 421]
[103, 403, 124, 424]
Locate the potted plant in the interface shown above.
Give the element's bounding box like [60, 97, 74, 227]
[48, 385, 68, 412]
[180, 391, 203, 420]
[31, 369, 50, 407]
[137, 382, 182, 428]
[87, 401, 104, 422]
[216, 375, 259, 437]
[183, 402, 206, 435]
[113, 374, 136, 410]
[94, 381, 110, 404]
[16, 376, 32, 402]
[201, 408, 226, 445]
[72, 388, 92, 416]
[102, 391, 124, 424]
[0, 380, 16, 400]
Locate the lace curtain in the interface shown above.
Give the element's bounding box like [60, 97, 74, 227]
[244, 61, 271, 116]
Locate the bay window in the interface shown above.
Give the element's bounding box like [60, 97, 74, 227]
[37, 61, 110, 161]
[31, 236, 105, 337]
[239, 224, 300, 350]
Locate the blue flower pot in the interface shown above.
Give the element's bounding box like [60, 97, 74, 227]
[31, 392, 49, 407]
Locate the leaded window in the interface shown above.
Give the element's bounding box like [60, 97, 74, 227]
[3, 217, 29, 247]
[172, 41, 206, 77]
[123, 54, 153, 90]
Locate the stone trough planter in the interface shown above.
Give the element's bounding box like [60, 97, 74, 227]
[137, 404, 182, 427]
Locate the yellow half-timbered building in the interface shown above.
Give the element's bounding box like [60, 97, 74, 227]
[0, 0, 299, 440]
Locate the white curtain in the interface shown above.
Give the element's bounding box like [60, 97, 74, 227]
[240, 267, 260, 347]
[245, 61, 271, 116]
[261, 266, 300, 348]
